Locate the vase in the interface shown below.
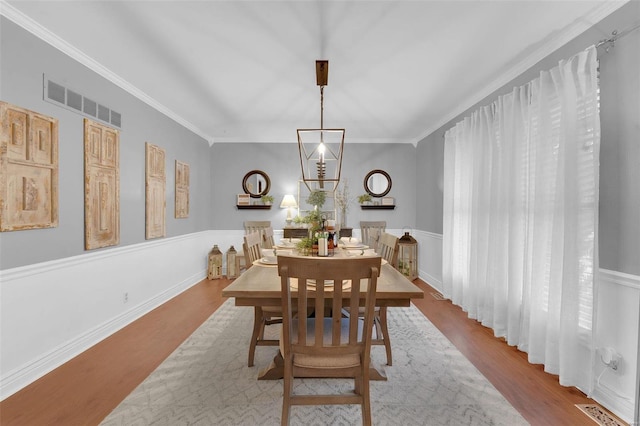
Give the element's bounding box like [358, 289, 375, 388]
[339, 210, 347, 228]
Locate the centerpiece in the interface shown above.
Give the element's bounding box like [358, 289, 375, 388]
[296, 190, 327, 255]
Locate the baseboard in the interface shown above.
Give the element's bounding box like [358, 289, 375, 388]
[420, 270, 443, 292]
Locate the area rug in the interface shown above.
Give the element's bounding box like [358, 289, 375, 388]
[100, 299, 528, 425]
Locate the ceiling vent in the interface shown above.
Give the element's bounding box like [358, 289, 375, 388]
[43, 75, 122, 129]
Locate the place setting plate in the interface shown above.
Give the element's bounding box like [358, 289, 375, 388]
[340, 244, 368, 250]
[253, 258, 278, 267]
[276, 239, 301, 249]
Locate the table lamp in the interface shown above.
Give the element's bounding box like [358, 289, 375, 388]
[280, 195, 298, 225]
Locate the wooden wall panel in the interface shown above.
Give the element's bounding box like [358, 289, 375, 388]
[84, 119, 120, 250]
[175, 160, 189, 218]
[145, 143, 166, 239]
[0, 102, 58, 231]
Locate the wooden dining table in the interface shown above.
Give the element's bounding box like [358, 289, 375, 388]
[221, 251, 424, 380]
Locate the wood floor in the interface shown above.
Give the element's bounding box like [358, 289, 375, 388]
[0, 277, 617, 425]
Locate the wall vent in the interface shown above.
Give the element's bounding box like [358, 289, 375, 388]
[43, 75, 122, 129]
[66, 89, 82, 111]
[47, 81, 66, 104]
[110, 111, 121, 127]
[83, 98, 97, 117]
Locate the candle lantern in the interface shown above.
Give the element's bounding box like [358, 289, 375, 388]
[207, 245, 223, 279]
[226, 245, 238, 279]
[397, 231, 418, 281]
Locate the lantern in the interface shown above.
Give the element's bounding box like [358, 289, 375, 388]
[226, 245, 238, 279]
[207, 245, 223, 279]
[397, 231, 418, 281]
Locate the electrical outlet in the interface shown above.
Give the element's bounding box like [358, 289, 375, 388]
[124, 292, 128, 304]
[599, 347, 622, 371]
[609, 351, 621, 371]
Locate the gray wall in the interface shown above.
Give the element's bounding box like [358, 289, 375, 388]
[0, 18, 212, 269]
[2, 2, 637, 275]
[210, 142, 416, 231]
[415, 1, 640, 276]
[415, 132, 444, 234]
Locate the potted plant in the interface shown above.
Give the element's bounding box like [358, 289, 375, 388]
[303, 208, 324, 236]
[358, 193, 372, 205]
[292, 215, 305, 228]
[296, 237, 314, 256]
[260, 194, 274, 205]
[306, 189, 326, 209]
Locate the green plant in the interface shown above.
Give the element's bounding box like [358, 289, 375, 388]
[357, 193, 372, 204]
[302, 209, 323, 236]
[296, 237, 314, 255]
[260, 194, 274, 204]
[292, 215, 304, 225]
[306, 190, 326, 208]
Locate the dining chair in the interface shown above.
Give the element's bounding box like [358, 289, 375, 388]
[244, 231, 283, 367]
[277, 255, 381, 426]
[244, 221, 272, 243]
[238, 221, 272, 274]
[243, 231, 263, 266]
[263, 226, 275, 249]
[372, 232, 399, 366]
[359, 221, 386, 251]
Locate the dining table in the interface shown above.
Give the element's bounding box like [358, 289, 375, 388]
[221, 246, 425, 381]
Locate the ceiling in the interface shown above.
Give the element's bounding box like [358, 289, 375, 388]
[2, 1, 624, 145]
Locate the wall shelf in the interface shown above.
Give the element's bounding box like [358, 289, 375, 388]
[236, 205, 272, 210]
[360, 205, 395, 210]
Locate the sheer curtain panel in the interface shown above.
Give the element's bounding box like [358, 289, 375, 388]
[442, 46, 600, 392]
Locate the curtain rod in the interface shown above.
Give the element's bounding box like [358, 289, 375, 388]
[596, 22, 640, 52]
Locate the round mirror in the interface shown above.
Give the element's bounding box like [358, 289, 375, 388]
[242, 170, 271, 198]
[364, 169, 391, 197]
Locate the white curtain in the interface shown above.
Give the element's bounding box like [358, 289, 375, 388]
[442, 46, 600, 392]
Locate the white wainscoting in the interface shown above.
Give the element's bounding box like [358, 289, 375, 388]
[0, 230, 222, 400]
[413, 230, 443, 292]
[591, 269, 640, 424]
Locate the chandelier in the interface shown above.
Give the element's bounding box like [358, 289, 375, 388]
[297, 60, 345, 193]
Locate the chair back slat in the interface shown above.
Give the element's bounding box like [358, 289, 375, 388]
[360, 221, 386, 251]
[263, 226, 275, 249]
[244, 221, 271, 247]
[377, 232, 399, 266]
[243, 231, 263, 264]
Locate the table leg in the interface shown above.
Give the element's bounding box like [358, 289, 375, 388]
[257, 351, 284, 380]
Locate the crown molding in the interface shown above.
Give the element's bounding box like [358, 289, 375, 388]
[0, 1, 214, 146]
[412, 0, 630, 146]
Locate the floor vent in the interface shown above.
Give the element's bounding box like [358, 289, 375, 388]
[430, 292, 446, 301]
[575, 404, 627, 426]
[43, 75, 121, 129]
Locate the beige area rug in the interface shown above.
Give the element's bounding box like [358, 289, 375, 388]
[100, 299, 528, 426]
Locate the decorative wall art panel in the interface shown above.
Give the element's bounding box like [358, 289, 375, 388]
[175, 160, 189, 218]
[145, 142, 166, 239]
[0, 101, 58, 231]
[84, 119, 120, 250]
